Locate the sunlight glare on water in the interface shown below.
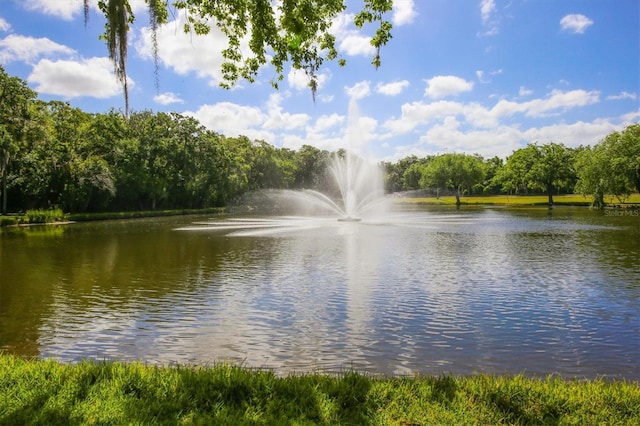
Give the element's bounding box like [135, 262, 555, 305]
[2, 207, 636, 379]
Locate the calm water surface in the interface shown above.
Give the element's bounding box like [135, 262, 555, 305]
[1, 206, 638, 379]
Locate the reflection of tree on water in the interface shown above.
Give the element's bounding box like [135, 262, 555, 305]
[3, 208, 639, 378]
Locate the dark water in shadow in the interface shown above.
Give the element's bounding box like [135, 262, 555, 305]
[1, 206, 638, 378]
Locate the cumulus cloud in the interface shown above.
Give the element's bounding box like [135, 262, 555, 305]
[136, 10, 245, 87]
[393, 0, 417, 26]
[331, 13, 376, 57]
[311, 113, 345, 133]
[560, 14, 594, 34]
[185, 102, 268, 139]
[391, 117, 626, 161]
[345, 81, 371, 100]
[287, 68, 331, 93]
[28, 57, 125, 98]
[185, 95, 309, 143]
[263, 93, 310, 130]
[0, 34, 75, 64]
[154, 92, 184, 105]
[22, 0, 80, 20]
[21, 0, 149, 20]
[383, 89, 602, 139]
[424, 75, 474, 98]
[492, 89, 600, 117]
[376, 80, 409, 96]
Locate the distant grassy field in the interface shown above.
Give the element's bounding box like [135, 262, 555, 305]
[1, 355, 638, 425]
[396, 193, 640, 206]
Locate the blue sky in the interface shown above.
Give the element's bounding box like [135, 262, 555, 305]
[1, 0, 638, 161]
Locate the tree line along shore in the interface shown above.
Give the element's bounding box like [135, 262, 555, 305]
[2, 67, 639, 219]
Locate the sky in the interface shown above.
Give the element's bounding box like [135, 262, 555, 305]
[1, 0, 638, 162]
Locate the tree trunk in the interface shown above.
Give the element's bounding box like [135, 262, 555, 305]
[1, 166, 7, 215]
[455, 186, 461, 207]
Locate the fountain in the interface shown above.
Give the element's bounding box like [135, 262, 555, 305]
[296, 152, 386, 221]
[281, 99, 387, 221]
[176, 99, 390, 234]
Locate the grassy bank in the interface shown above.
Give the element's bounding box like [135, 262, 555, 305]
[0, 209, 65, 227]
[396, 193, 640, 207]
[67, 207, 226, 222]
[1, 355, 638, 425]
[0, 207, 226, 228]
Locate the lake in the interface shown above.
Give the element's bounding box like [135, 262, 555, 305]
[1, 206, 638, 379]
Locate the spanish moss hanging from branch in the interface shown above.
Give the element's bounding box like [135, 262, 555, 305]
[85, 0, 395, 109]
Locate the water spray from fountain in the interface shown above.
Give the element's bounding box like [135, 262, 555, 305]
[304, 98, 387, 221]
[177, 99, 390, 234]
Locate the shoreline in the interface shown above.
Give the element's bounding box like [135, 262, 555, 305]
[2, 195, 639, 228]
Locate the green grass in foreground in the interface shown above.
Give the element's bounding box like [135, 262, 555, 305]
[1, 355, 638, 425]
[396, 193, 640, 206]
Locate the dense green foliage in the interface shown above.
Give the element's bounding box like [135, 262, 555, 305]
[2, 101, 335, 214]
[1, 355, 638, 425]
[0, 67, 638, 215]
[574, 124, 640, 208]
[88, 0, 395, 110]
[0, 65, 38, 214]
[383, 132, 638, 208]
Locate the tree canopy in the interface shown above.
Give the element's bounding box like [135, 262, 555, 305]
[88, 0, 395, 114]
[575, 124, 640, 207]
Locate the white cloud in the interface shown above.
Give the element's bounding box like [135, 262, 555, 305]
[480, 0, 496, 24]
[400, 117, 626, 161]
[185, 102, 267, 139]
[521, 120, 619, 149]
[263, 93, 310, 130]
[417, 118, 522, 159]
[560, 14, 594, 34]
[382, 100, 466, 134]
[136, 10, 239, 87]
[382, 89, 602, 139]
[478, 0, 499, 36]
[311, 113, 345, 133]
[21, 0, 149, 20]
[393, 0, 417, 26]
[607, 91, 637, 101]
[0, 34, 75, 64]
[345, 81, 371, 100]
[492, 89, 600, 117]
[28, 57, 125, 98]
[331, 13, 376, 57]
[287, 68, 331, 92]
[621, 110, 640, 122]
[339, 34, 376, 57]
[519, 86, 533, 97]
[22, 0, 80, 20]
[185, 95, 309, 143]
[424, 75, 474, 98]
[376, 80, 409, 96]
[476, 69, 501, 84]
[154, 92, 184, 105]
[0, 17, 10, 32]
